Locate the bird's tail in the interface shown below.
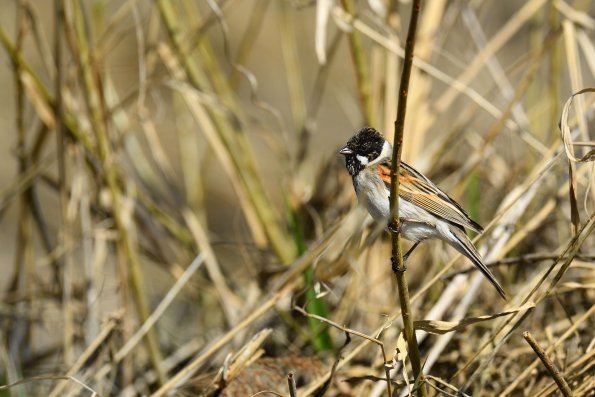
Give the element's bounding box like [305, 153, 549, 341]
[448, 227, 507, 299]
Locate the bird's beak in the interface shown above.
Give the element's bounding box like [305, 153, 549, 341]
[339, 146, 353, 155]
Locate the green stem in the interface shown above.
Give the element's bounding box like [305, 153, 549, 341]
[290, 210, 333, 352]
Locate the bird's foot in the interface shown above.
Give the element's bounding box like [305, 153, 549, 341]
[391, 256, 407, 273]
[388, 221, 400, 234]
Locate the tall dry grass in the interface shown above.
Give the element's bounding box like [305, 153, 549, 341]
[0, 1, 593, 396]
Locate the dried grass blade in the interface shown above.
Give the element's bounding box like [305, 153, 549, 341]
[559, 87, 595, 235]
[315, 0, 333, 64]
[414, 302, 535, 335]
[183, 210, 242, 324]
[48, 314, 122, 397]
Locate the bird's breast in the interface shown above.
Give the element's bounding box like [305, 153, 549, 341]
[353, 169, 440, 242]
[353, 171, 390, 221]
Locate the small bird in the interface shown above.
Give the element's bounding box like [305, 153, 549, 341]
[339, 127, 506, 299]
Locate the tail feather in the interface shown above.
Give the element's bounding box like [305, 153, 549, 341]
[448, 227, 507, 299]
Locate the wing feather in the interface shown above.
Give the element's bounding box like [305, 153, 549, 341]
[376, 161, 483, 233]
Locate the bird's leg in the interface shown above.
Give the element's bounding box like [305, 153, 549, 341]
[389, 219, 425, 271]
[392, 242, 420, 273]
[403, 242, 420, 263]
[390, 219, 407, 272]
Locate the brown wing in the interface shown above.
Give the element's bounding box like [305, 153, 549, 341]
[376, 161, 483, 233]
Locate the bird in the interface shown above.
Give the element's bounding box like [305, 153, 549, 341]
[339, 127, 506, 299]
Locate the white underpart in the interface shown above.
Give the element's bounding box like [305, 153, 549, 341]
[356, 154, 369, 165]
[353, 162, 442, 243]
[353, 138, 454, 244]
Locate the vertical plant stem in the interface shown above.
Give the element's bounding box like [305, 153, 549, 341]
[547, 0, 560, 144]
[69, 1, 166, 385]
[279, 0, 306, 134]
[230, 0, 269, 89]
[340, 0, 375, 126]
[13, 0, 27, 300]
[388, 0, 426, 396]
[11, 7, 32, 387]
[281, 10, 334, 351]
[55, 0, 75, 367]
[290, 210, 332, 352]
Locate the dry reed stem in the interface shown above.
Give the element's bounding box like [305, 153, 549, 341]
[329, 6, 541, 161]
[54, 0, 75, 369]
[451, 28, 560, 198]
[279, 0, 306, 136]
[434, 0, 547, 113]
[183, 211, 242, 325]
[459, 215, 595, 392]
[0, 375, 98, 396]
[287, 372, 298, 397]
[401, 0, 446, 162]
[340, 0, 375, 126]
[87, 255, 205, 387]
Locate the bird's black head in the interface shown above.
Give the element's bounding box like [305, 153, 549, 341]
[339, 127, 387, 176]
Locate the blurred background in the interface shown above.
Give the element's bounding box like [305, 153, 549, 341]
[0, 0, 593, 396]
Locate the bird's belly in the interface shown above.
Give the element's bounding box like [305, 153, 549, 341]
[354, 175, 438, 243]
[400, 221, 438, 242]
[399, 199, 439, 242]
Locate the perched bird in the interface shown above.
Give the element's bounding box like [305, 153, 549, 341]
[339, 127, 506, 299]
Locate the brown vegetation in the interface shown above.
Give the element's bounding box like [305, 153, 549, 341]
[0, 1, 593, 396]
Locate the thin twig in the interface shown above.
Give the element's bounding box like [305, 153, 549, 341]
[522, 331, 572, 397]
[0, 376, 98, 395]
[293, 305, 393, 397]
[388, 0, 426, 396]
[425, 375, 472, 397]
[288, 372, 298, 397]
